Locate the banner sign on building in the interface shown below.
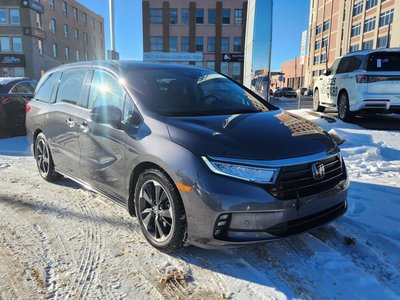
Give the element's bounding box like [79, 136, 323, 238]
[0, 54, 25, 67]
[222, 53, 244, 62]
[300, 30, 307, 65]
[23, 27, 46, 39]
[143, 52, 203, 62]
[21, 0, 44, 13]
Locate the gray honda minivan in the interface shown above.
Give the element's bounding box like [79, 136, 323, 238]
[26, 61, 348, 252]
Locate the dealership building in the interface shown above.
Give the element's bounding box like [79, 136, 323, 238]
[142, 0, 247, 83]
[0, 0, 105, 80]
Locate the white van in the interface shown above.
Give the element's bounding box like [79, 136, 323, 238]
[313, 48, 400, 122]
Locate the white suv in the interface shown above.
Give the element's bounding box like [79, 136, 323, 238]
[313, 48, 400, 122]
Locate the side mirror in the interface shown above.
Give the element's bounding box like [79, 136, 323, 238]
[322, 69, 331, 76]
[91, 105, 122, 129]
[123, 110, 143, 128]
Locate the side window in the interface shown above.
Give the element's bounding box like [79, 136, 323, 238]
[122, 95, 141, 125]
[336, 56, 362, 74]
[56, 69, 87, 105]
[11, 82, 35, 94]
[329, 59, 340, 74]
[35, 72, 58, 103]
[88, 69, 125, 110]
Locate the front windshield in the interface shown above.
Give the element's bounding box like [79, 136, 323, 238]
[127, 67, 271, 116]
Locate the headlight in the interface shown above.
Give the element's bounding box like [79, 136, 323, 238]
[202, 156, 278, 184]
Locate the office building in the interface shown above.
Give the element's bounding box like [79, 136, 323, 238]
[305, 0, 400, 87]
[0, 0, 105, 80]
[142, 0, 247, 82]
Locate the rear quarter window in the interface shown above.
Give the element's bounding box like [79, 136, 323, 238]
[367, 52, 400, 71]
[35, 72, 58, 103]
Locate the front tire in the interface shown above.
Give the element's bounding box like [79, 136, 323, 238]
[337, 92, 355, 122]
[135, 169, 186, 252]
[34, 133, 60, 182]
[313, 89, 325, 112]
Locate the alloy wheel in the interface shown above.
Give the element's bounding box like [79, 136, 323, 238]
[36, 139, 50, 176]
[138, 180, 174, 243]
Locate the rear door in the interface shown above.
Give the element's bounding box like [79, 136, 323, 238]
[45, 68, 89, 176]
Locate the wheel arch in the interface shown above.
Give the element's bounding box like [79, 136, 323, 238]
[337, 88, 348, 106]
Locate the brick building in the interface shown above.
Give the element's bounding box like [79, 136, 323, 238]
[0, 0, 105, 80]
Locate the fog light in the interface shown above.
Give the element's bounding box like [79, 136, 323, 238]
[213, 213, 231, 240]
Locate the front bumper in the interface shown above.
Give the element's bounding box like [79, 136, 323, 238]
[182, 158, 349, 249]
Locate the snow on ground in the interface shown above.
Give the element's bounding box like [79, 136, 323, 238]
[0, 106, 400, 299]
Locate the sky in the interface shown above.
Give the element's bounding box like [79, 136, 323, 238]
[79, 0, 310, 71]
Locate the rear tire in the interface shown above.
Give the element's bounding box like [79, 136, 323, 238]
[135, 168, 187, 252]
[34, 133, 60, 182]
[313, 89, 325, 112]
[337, 92, 355, 122]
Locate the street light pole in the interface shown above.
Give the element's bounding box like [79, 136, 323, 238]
[109, 0, 115, 51]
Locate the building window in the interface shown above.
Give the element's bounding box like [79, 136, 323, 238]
[0, 9, 8, 25]
[315, 40, 321, 50]
[221, 62, 229, 75]
[38, 39, 43, 55]
[222, 9, 230, 24]
[12, 37, 22, 52]
[52, 43, 58, 58]
[83, 13, 87, 25]
[362, 40, 373, 50]
[169, 36, 177, 52]
[0, 37, 10, 52]
[150, 36, 162, 51]
[181, 36, 189, 51]
[221, 37, 229, 52]
[234, 9, 242, 25]
[73, 7, 78, 21]
[320, 53, 327, 63]
[379, 9, 394, 27]
[169, 8, 177, 24]
[195, 36, 203, 51]
[62, 1, 68, 16]
[377, 35, 390, 48]
[314, 55, 320, 64]
[93, 36, 96, 47]
[195, 61, 203, 67]
[92, 18, 96, 29]
[51, 19, 57, 34]
[233, 37, 242, 52]
[349, 44, 359, 52]
[74, 28, 79, 42]
[181, 8, 189, 25]
[366, 0, 377, 10]
[322, 37, 328, 48]
[84, 52, 88, 60]
[50, 0, 55, 10]
[36, 13, 42, 29]
[207, 37, 215, 52]
[196, 9, 204, 24]
[9, 8, 20, 25]
[149, 8, 163, 24]
[232, 62, 241, 81]
[83, 32, 88, 44]
[316, 24, 322, 35]
[353, 2, 363, 17]
[208, 9, 216, 24]
[76, 50, 80, 61]
[323, 20, 330, 31]
[65, 47, 70, 60]
[206, 61, 215, 70]
[364, 17, 375, 33]
[351, 23, 361, 37]
[64, 24, 69, 38]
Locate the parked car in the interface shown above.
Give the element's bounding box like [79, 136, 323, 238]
[313, 48, 400, 121]
[296, 88, 308, 96]
[274, 87, 297, 98]
[26, 61, 348, 252]
[304, 88, 313, 96]
[0, 77, 37, 137]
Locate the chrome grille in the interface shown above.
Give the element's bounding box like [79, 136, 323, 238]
[267, 154, 344, 200]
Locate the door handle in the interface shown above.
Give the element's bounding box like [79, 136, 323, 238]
[79, 121, 89, 133]
[66, 118, 77, 128]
